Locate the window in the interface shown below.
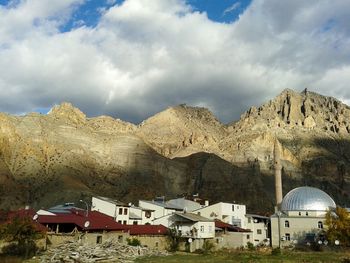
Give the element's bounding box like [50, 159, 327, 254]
[246, 235, 250, 239]
[124, 208, 128, 215]
[118, 220, 122, 224]
[133, 221, 138, 225]
[257, 229, 262, 235]
[285, 233, 290, 241]
[119, 208, 123, 215]
[306, 212, 309, 216]
[298, 212, 301, 216]
[232, 205, 235, 211]
[145, 211, 151, 218]
[318, 221, 323, 229]
[285, 220, 290, 228]
[200, 226, 204, 232]
[96, 235, 102, 244]
[123, 220, 127, 225]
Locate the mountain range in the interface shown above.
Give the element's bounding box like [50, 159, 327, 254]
[0, 89, 349, 213]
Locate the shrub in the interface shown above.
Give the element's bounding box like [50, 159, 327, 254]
[166, 228, 181, 252]
[247, 242, 255, 251]
[202, 240, 215, 254]
[127, 238, 141, 246]
[271, 247, 281, 256]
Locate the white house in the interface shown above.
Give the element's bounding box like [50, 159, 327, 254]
[138, 199, 183, 219]
[245, 214, 270, 246]
[91, 196, 130, 225]
[193, 202, 247, 228]
[129, 206, 154, 225]
[153, 212, 215, 239]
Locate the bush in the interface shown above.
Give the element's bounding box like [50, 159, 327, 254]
[271, 247, 281, 255]
[166, 228, 181, 252]
[127, 238, 141, 246]
[202, 240, 215, 254]
[247, 242, 255, 251]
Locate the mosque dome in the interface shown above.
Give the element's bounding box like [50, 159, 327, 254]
[281, 186, 336, 211]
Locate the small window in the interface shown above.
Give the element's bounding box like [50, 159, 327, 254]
[133, 221, 138, 225]
[145, 211, 151, 218]
[118, 220, 122, 224]
[123, 220, 127, 225]
[246, 234, 250, 239]
[200, 226, 204, 232]
[124, 208, 128, 215]
[306, 212, 309, 216]
[318, 221, 323, 229]
[96, 235, 102, 244]
[298, 212, 301, 216]
[232, 205, 235, 211]
[285, 233, 290, 241]
[119, 208, 123, 215]
[257, 229, 262, 235]
[285, 220, 290, 228]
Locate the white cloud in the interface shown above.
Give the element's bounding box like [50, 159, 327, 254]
[0, 0, 350, 123]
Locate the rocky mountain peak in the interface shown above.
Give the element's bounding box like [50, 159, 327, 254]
[48, 102, 86, 124]
[233, 89, 350, 135]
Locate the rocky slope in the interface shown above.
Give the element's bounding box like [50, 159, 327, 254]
[0, 90, 349, 212]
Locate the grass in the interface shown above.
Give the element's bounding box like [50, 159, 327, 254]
[135, 250, 350, 263]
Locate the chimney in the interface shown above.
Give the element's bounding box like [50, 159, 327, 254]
[274, 138, 283, 208]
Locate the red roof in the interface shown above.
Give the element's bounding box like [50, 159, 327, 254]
[37, 209, 127, 232]
[126, 224, 168, 235]
[215, 220, 251, 232]
[0, 209, 47, 232]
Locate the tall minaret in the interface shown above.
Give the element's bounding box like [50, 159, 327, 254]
[274, 138, 283, 208]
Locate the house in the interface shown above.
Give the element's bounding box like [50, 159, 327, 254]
[154, 212, 215, 239]
[138, 199, 183, 219]
[36, 208, 128, 246]
[193, 202, 247, 228]
[215, 220, 253, 248]
[245, 214, 270, 246]
[129, 205, 155, 225]
[91, 196, 130, 225]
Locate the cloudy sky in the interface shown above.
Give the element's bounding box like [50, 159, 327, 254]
[0, 0, 349, 124]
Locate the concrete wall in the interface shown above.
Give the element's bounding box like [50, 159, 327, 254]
[271, 215, 326, 247]
[215, 232, 253, 249]
[245, 217, 269, 246]
[133, 236, 168, 250]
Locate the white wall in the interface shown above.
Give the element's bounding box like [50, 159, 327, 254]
[245, 216, 269, 246]
[138, 200, 176, 219]
[91, 197, 129, 224]
[194, 202, 247, 228]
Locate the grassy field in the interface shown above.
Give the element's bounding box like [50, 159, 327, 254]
[135, 250, 350, 263]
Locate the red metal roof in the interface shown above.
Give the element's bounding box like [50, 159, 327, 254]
[126, 224, 168, 235]
[215, 220, 251, 232]
[37, 209, 127, 231]
[0, 209, 47, 232]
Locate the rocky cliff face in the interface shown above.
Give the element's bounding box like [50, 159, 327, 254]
[0, 90, 349, 212]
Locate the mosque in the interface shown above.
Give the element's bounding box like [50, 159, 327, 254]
[270, 139, 337, 248]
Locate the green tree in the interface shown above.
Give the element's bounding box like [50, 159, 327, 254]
[0, 216, 44, 258]
[325, 207, 350, 246]
[166, 228, 181, 252]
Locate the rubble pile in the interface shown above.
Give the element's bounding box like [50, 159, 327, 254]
[36, 239, 168, 263]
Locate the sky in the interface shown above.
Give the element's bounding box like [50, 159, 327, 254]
[0, 0, 350, 124]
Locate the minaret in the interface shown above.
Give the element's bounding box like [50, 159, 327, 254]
[274, 138, 283, 208]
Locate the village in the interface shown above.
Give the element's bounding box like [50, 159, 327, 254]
[0, 140, 345, 262]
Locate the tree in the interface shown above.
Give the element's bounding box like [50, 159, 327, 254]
[0, 216, 44, 258]
[325, 207, 350, 246]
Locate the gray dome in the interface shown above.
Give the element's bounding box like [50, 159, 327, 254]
[281, 186, 336, 211]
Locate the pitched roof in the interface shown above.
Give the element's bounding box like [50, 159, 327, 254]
[126, 224, 168, 235]
[94, 196, 129, 207]
[140, 200, 183, 210]
[214, 220, 251, 232]
[37, 209, 126, 231]
[174, 212, 212, 222]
